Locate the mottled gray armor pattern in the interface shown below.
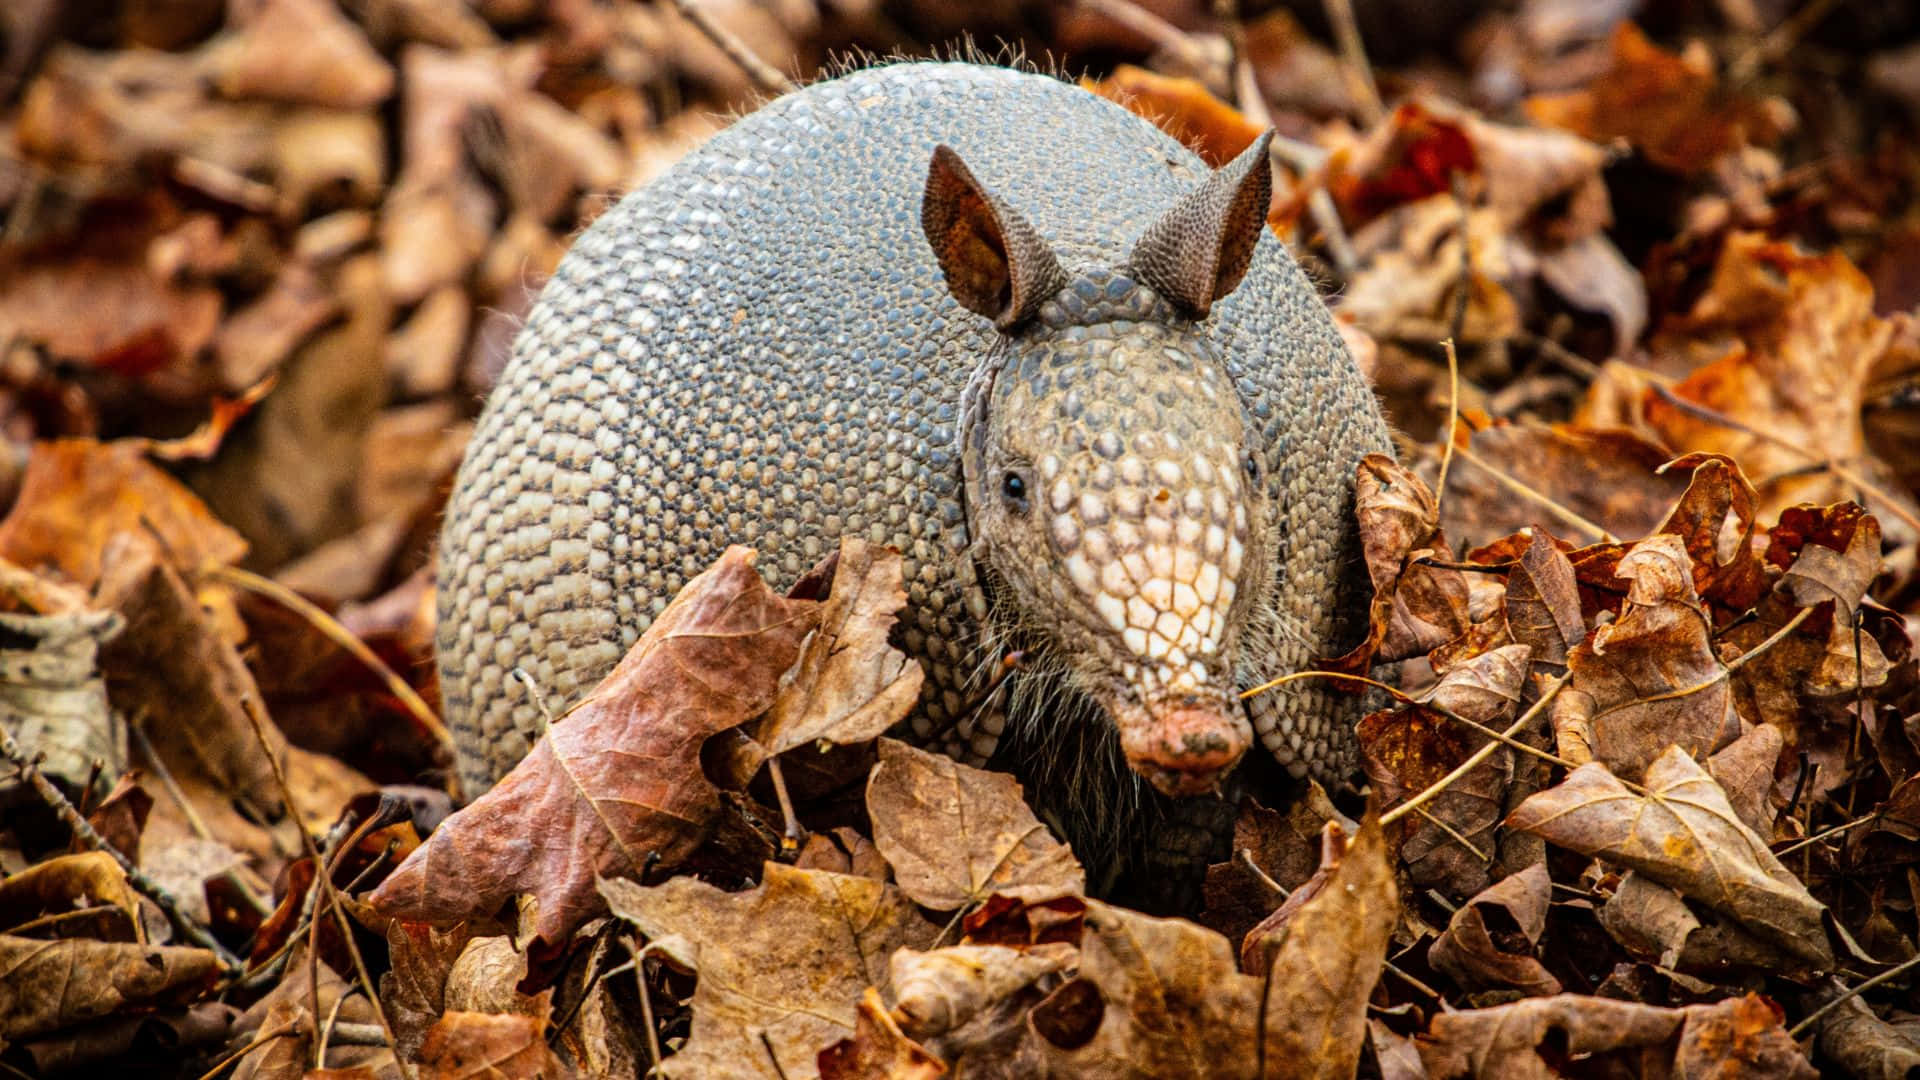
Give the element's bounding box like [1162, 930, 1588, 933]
[436, 62, 1392, 883]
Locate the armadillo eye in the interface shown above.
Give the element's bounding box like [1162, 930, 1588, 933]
[1242, 453, 1260, 481]
[1000, 470, 1029, 508]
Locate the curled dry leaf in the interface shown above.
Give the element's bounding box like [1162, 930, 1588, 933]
[370, 547, 819, 944]
[889, 942, 1076, 1039]
[1082, 66, 1263, 168]
[1419, 991, 1814, 1078]
[1428, 863, 1561, 997]
[1508, 746, 1835, 968]
[1254, 808, 1398, 1079]
[1597, 871, 1799, 975]
[746, 539, 925, 764]
[1551, 532, 1738, 781]
[865, 738, 1084, 911]
[1325, 454, 1471, 675]
[818, 987, 948, 1080]
[599, 863, 939, 1080]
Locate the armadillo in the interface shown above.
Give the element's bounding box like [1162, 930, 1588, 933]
[436, 61, 1392, 877]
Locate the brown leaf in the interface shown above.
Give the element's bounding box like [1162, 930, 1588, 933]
[369, 547, 818, 944]
[419, 1008, 566, 1080]
[1428, 863, 1561, 997]
[1030, 901, 1258, 1078]
[1200, 792, 1339, 950]
[1439, 423, 1689, 551]
[0, 604, 124, 800]
[1551, 533, 1738, 781]
[0, 935, 221, 1041]
[205, 0, 395, 109]
[1256, 809, 1398, 1078]
[1651, 453, 1768, 613]
[1360, 644, 1529, 895]
[888, 942, 1075, 1039]
[1524, 23, 1789, 175]
[599, 863, 939, 1080]
[1418, 992, 1813, 1078]
[1810, 991, 1920, 1080]
[1325, 454, 1471, 675]
[865, 739, 1083, 911]
[0, 439, 247, 589]
[750, 540, 925, 758]
[1507, 747, 1834, 967]
[818, 987, 948, 1080]
[1498, 528, 1585, 673]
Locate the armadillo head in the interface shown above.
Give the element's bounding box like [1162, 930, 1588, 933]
[923, 134, 1280, 797]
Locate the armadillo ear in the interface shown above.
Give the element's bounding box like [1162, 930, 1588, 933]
[1127, 131, 1275, 320]
[922, 144, 1069, 332]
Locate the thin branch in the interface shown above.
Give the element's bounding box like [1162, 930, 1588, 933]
[1082, 0, 1224, 87]
[1454, 442, 1618, 542]
[669, 0, 796, 95]
[237, 697, 412, 1080]
[1790, 953, 1920, 1038]
[1435, 337, 1461, 512]
[207, 564, 455, 781]
[1322, 0, 1384, 124]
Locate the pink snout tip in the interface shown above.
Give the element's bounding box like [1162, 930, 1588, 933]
[1119, 703, 1252, 797]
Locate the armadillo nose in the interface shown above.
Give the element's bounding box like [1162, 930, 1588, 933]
[1120, 703, 1251, 797]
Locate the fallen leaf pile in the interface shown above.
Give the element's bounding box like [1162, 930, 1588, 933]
[2, 1, 1920, 1077]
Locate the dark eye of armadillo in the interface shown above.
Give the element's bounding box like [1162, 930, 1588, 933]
[1242, 452, 1260, 481]
[1000, 470, 1029, 509]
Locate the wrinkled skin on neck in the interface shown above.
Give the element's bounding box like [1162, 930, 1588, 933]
[960, 271, 1275, 796]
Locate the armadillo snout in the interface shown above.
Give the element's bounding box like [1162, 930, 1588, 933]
[1116, 697, 1252, 796]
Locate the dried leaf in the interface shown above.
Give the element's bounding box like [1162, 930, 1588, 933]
[866, 739, 1083, 911]
[1419, 992, 1814, 1077]
[599, 863, 938, 1079]
[818, 987, 948, 1080]
[1552, 532, 1738, 781]
[1428, 863, 1561, 996]
[1508, 747, 1834, 967]
[889, 942, 1075, 1039]
[370, 547, 819, 944]
[0, 936, 221, 1041]
[751, 540, 925, 757]
[1326, 454, 1471, 675]
[419, 1008, 566, 1079]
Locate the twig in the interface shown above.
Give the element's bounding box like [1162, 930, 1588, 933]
[669, 0, 796, 96]
[207, 564, 455, 783]
[190, 1018, 302, 1080]
[1773, 814, 1874, 857]
[1240, 669, 1581, 775]
[1789, 953, 1920, 1039]
[1322, 0, 1384, 124]
[1238, 848, 1290, 898]
[1380, 675, 1568, 828]
[1435, 338, 1461, 512]
[237, 697, 412, 1080]
[0, 718, 243, 974]
[1454, 443, 1617, 542]
[1728, 0, 1845, 84]
[1080, 0, 1224, 87]
[1413, 805, 1487, 861]
[764, 757, 806, 854]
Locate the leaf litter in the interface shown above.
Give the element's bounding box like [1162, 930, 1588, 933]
[1, 1, 1919, 1077]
